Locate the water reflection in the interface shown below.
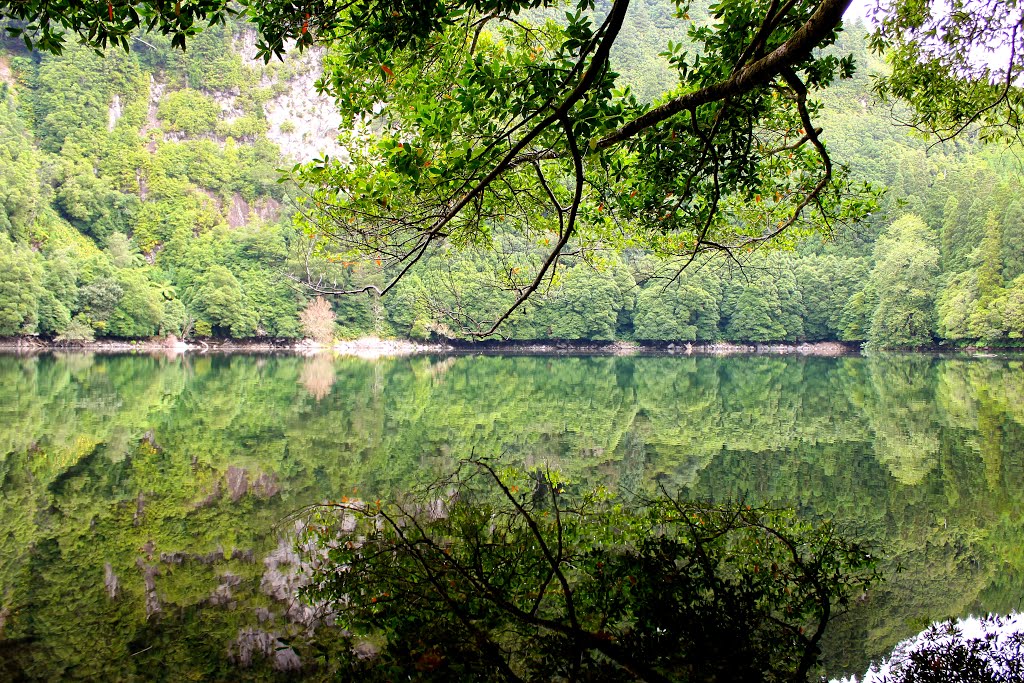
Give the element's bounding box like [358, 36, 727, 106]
[0, 352, 1021, 679]
[299, 354, 337, 402]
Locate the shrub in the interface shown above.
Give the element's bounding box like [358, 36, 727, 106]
[299, 297, 336, 344]
[55, 316, 96, 344]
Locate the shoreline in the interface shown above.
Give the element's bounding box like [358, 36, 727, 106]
[0, 336, 1020, 358]
[0, 335, 855, 357]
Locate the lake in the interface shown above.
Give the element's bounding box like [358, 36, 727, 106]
[1, 351, 1021, 680]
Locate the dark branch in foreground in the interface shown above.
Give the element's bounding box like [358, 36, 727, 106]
[297, 458, 881, 682]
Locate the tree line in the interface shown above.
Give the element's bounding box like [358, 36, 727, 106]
[0, 18, 1022, 348]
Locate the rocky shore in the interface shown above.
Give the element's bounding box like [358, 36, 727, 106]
[8, 336, 1022, 357]
[0, 335, 863, 357]
[0, 334, 453, 357]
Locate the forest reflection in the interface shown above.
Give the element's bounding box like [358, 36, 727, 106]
[0, 352, 1021, 680]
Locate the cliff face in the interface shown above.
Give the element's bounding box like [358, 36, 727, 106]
[0, 23, 353, 341]
[243, 40, 349, 163]
[134, 35, 346, 226]
[3, 22, 348, 228]
[176, 30, 349, 163]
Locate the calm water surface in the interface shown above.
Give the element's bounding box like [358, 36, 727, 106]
[1, 352, 1022, 680]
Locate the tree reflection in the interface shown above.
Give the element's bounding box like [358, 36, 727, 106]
[298, 354, 336, 401]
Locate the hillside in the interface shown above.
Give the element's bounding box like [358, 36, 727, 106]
[0, 13, 1022, 348]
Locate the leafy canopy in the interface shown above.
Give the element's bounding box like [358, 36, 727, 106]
[290, 0, 878, 335]
[0, 0, 233, 53]
[871, 0, 1024, 144]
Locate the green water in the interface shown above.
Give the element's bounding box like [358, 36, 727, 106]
[0, 352, 1022, 680]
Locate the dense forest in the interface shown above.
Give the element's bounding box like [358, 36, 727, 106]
[1, 7, 1023, 348]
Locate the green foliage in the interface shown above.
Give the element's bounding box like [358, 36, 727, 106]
[866, 215, 940, 348]
[302, 460, 880, 681]
[288, 0, 874, 336]
[54, 315, 96, 343]
[0, 235, 42, 335]
[36, 290, 71, 334]
[936, 270, 977, 342]
[157, 89, 221, 136]
[872, 0, 1024, 145]
[107, 269, 164, 337]
[52, 157, 140, 242]
[31, 42, 144, 152]
[633, 268, 720, 342]
[195, 265, 257, 337]
[0, 6, 1024, 347]
[215, 115, 268, 140]
[78, 277, 124, 331]
[725, 280, 790, 343]
[527, 263, 627, 340]
[193, 319, 213, 337]
[0, 0, 235, 53]
[0, 96, 41, 241]
[160, 296, 189, 336]
[173, 22, 251, 91]
[999, 200, 1024, 282]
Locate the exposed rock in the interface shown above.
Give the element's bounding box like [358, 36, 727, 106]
[261, 49, 347, 162]
[274, 639, 304, 671]
[221, 466, 280, 502]
[136, 169, 148, 200]
[107, 94, 123, 131]
[698, 341, 855, 356]
[609, 340, 640, 356]
[141, 430, 161, 451]
[253, 197, 281, 222]
[0, 55, 14, 90]
[159, 547, 226, 565]
[209, 88, 245, 123]
[339, 511, 358, 534]
[261, 534, 323, 628]
[229, 547, 257, 563]
[230, 628, 302, 671]
[353, 640, 380, 660]
[332, 336, 453, 359]
[143, 75, 165, 152]
[198, 188, 223, 212]
[103, 562, 120, 599]
[193, 480, 222, 510]
[133, 492, 146, 526]
[227, 193, 249, 229]
[250, 472, 280, 499]
[141, 242, 162, 265]
[226, 466, 249, 502]
[136, 559, 161, 617]
[209, 572, 243, 607]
